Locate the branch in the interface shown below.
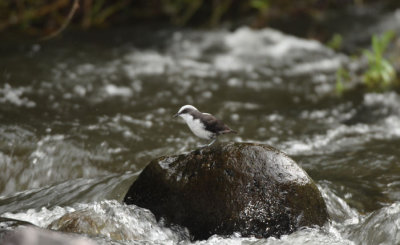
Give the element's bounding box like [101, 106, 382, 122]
[40, 0, 80, 41]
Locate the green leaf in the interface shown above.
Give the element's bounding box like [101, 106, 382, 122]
[327, 34, 343, 51]
[361, 30, 397, 90]
[250, 0, 269, 11]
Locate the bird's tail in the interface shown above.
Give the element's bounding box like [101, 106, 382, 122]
[221, 129, 237, 134]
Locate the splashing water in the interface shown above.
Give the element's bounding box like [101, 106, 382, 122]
[1, 23, 400, 244]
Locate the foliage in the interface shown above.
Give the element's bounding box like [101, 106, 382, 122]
[2, 0, 399, 36]
[327, 34, 343, 51]
[250, 0, 270, 12]
[0, 0, 132, 34]
[335, 31, 398, 95]
[164, 0, 203, 26]
[362, 31, 397, 89]
[335, 67, 351, 96]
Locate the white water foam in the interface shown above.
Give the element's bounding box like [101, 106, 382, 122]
[276, 92, 400, 156]
[0, 84, 36, 108]
[2, 200, 188, 243]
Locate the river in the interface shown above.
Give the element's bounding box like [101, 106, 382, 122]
[0, 22, 400, 245]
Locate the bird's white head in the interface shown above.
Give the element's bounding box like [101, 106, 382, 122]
[178, 105, 198, 114]
[173, 105, 199, 121]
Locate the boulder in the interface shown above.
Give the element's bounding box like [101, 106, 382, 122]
[124, 142, 328, 240]
[48, 200, 185, 242]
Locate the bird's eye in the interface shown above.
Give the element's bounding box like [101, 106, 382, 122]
[181, 109, 187, 114]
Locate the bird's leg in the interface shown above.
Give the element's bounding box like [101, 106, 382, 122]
[199, 138, 217, 149]
[207, 138, 217, 146]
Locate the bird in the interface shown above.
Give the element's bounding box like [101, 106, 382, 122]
[173, 105, 237, 146]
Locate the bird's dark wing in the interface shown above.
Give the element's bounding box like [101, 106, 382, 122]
[200, 113, 235, 135]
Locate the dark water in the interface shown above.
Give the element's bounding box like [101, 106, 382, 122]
[0, 22, 400, 245]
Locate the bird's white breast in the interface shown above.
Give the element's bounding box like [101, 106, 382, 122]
[180, 114, 213, 140]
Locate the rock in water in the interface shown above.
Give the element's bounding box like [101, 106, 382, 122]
[124, 142, 328, 240]
[48, 200, 185, 242]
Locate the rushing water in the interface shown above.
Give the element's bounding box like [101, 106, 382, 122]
[0, 22, 400, 245]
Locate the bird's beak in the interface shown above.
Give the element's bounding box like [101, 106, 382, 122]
[173, 113, 179, 118]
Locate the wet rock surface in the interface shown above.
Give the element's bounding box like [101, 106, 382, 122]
[47, 200, 186, 242]
[124, 142, 329, 240]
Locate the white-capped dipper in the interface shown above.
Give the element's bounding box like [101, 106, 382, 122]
[173, 105, 237, 146]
